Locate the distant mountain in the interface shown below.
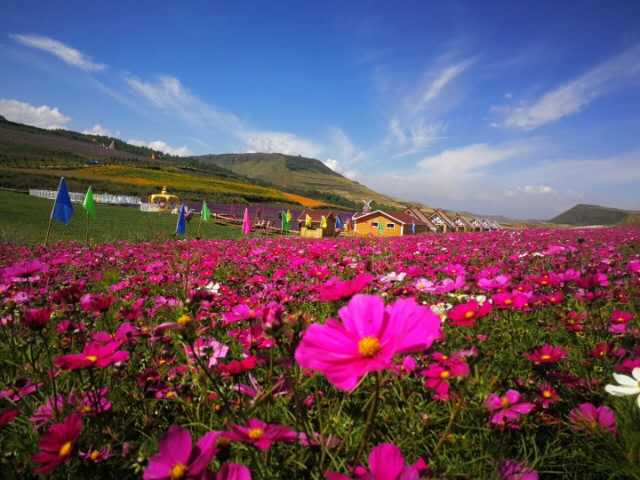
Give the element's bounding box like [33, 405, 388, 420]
[551, 204, 640, 226]
[192, 153, 403, 210]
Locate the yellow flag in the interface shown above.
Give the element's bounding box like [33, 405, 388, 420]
[305, 214, 312, 228]
[320, 215, 327, 229]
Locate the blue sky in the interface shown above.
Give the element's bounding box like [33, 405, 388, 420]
[1, 0, 639, 219]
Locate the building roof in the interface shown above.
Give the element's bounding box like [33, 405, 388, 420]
[353, 209, 430, 226]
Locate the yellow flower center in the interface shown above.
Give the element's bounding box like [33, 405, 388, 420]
[500, 396, 510, 408]
[165, 391, 177, 399]
[540, 354, 551, 361]
[542, 390, 552, 399]
[464, 310, 475, 319]
[440, 370, 450, 379]
[89, 450, 100, 461]
[248, 427, 264, 440]
[504, 299, 513, 305]
[86, 355, 98, 363]
[170, 463, 187, 479]
[177, 314, 192, 327]
[82, 405, 93, 413]
[58, 441, 73, 458]
[358, 336, 381, 358]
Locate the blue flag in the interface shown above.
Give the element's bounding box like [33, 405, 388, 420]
[411, 223, 416, 234]
[335, 215, 344, 229]
[176, 205, 187, 236]
[51, 177, 74, 225]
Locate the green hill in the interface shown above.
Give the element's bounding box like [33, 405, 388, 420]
[192, 153, 403, 209]
[0, 118, 327, 205]
[550, 204, 640, 226]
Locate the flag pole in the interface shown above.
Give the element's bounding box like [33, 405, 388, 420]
[44, 178, 62, 247]
[85, 212, 89, 244]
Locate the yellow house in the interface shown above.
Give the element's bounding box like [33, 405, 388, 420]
[351, 210, 430, 237]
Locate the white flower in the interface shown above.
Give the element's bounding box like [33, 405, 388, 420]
[380, 271, 406, 283]
[605, 368, 640, 408]
[203, 282, 221, 294]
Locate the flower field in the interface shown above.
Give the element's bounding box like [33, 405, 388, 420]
[1, 227, 640, 479]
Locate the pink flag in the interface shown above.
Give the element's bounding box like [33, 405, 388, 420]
[242, 207, 251, 236]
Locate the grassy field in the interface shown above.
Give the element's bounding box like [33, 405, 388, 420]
[0, 190, 242, 244]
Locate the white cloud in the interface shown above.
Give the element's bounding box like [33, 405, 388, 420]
[496, 44, 640, 130]
[240, 131, 321, 157]
[128, 139, 192, 157]
[322, 158, 358, 179]
[417, 141, 533, 177]
[82, 124, 114, 136]
[0, 98, 71, 129]
[10, 34, 106, 71]
[418, 58, 475, 108]
[505, 185, 555, 197]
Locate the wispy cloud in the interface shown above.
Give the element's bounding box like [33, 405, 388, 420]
[381, 56, 473, 158]
[0, 98, 71, 129]
[126, 75, 243, 133]
[495, 44, 640, 130]
[10, 34, 106, 71]
[416, 57, 476, 110]
[82, 124, 118, 137]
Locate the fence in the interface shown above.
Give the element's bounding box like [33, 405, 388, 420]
[29, 189, 141, 206]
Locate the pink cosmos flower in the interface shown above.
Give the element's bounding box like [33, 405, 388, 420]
[32, 413, 83, 474]
[295, 294, 442, 391]
[537, 384, 559, 409]
[144, 426, 219, 480]
[324, 443, 427, 479]
[224, 418, 297, 451]
[525, 345, 567, 366]
[318, 273, 373, 302]
[447, 300, 492, 327]
[486, 390, 534, 428]
[23, 307, 51, 330]
[421, 358, 469, 401]
[184, 337, 229, 369]
[478, 274, 510, 290]
[217, 463, 252, 480]
[609, 310, 633, 335]
[0, 408, 19, 428]
[569, 403, 616, 434]
[79, 293, 113, 313]
[55, 341, 129, 370]
[498, 459, 538, 480]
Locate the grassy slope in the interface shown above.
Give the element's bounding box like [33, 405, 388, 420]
[0, 120, 326, 206]
[550, 204, 636, 226]
[194, 153, 403, 209]
[0, 191, 241, 245]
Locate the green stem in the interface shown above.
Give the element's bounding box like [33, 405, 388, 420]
[356, 372, 381, 461]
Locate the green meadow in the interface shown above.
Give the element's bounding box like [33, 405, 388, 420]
[0, 190, 241, 245]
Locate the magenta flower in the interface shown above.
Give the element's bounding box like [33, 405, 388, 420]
[32, 413, 83, 474]
[325, 443, 427, 479]
[224, 418, 297, 451]
[537, 384, 559, 409]
[295, 294, 442, 391]
[447, 300, 492, 327]
[421, 358, 469, 401]
[609, 310, 634, 335]
[569, 403, 616, 434]
[317, 273, 373, 302]
[144, 426, 219, 480]
[216, 463, 252, 480]
[184, 337, 229, 369]
[486, 390, 535, 428]
[22, 307, 51, 330]
[525, 344, 567, 366]
[55, 341, 129, 370]
[498, 459, 538, 480]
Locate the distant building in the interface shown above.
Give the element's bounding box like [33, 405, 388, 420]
[428, 209, 457, 233]
[352, 210, 431, 237]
